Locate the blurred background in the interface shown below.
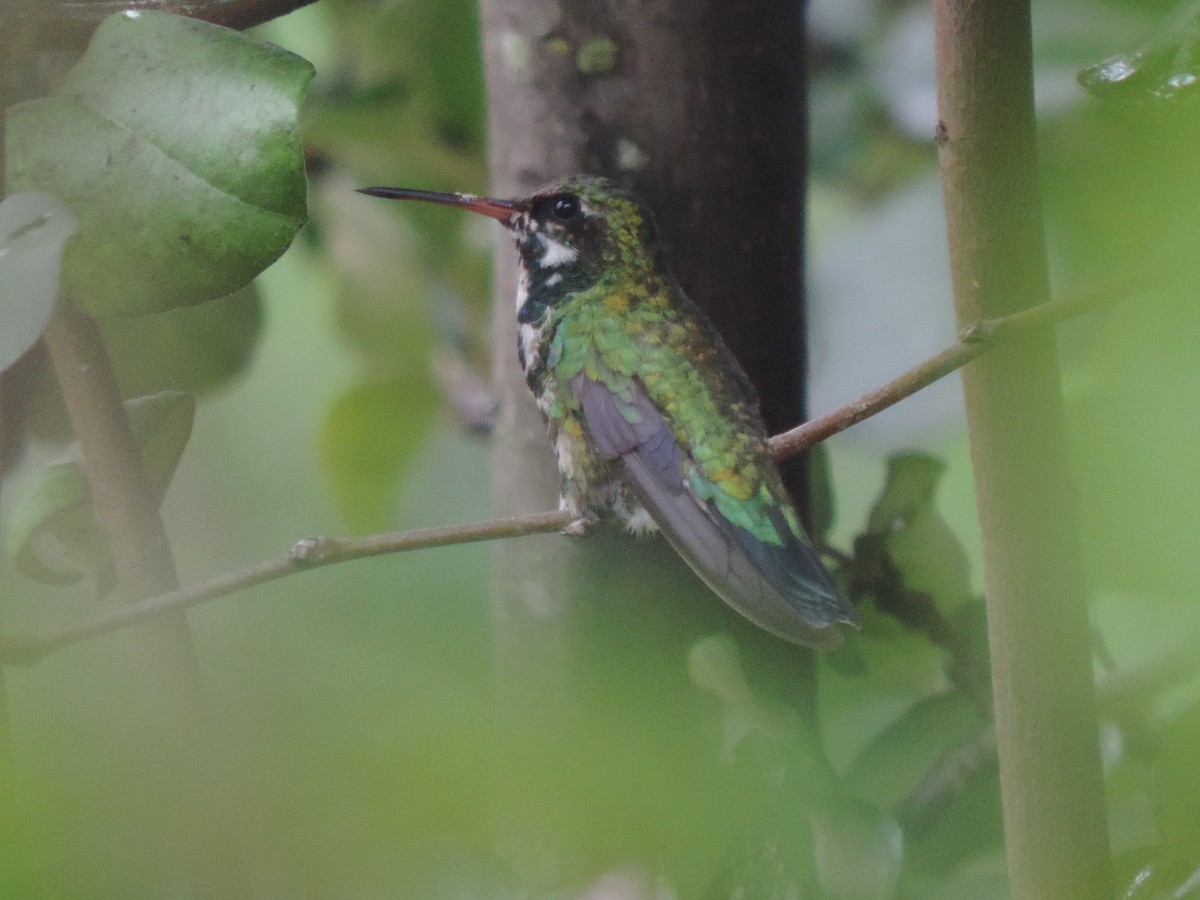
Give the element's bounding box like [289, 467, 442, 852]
[4, 0, 1200, 895]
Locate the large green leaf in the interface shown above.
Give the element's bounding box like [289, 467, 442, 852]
[0, 192, 77, 372]
[101, 284, 263, 396]
[5, 11, 312, 317]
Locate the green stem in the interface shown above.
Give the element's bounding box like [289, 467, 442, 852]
[933, 1, 1111, 896]
[41, 304, 203, 693]
[41, 303, 249, 897]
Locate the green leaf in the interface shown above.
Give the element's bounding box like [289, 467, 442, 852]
[3, 463, 99, 586]
[1079, 3, 1200, 104]
[844, 692, 988, 809]
[4, 11, 313, 317]
[101, 284, 263, 396]
[904, 754, 1003, 875]
[5, 391, 195, 588]
[687, 635, 806, 768]
[320, 377, 439, 531]
[123, 391, 198, 502]
[1146, 702, 1200, 893]
[868, 452, 973, 612]
[811, 795, 904, 900]
[0, 192, 77, 372]
[808, 442, 836, 540]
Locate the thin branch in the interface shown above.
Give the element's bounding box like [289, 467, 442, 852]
[768, 275, 1134, 458]
[1, 510, 573, 665]
[0, 275, 1136, 667]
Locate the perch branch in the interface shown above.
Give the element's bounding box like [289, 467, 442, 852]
[0, 510, 573, 665]
[0, 275, 1137, 666]
[768, 274, 1135, 458]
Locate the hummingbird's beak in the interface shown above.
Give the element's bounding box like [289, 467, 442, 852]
[357, 186, 521, 222]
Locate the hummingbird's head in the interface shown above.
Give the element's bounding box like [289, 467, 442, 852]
[502, 175, 663, 288]
[359, 175, 664, 304]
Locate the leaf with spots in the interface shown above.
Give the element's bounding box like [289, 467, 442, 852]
[4, 11, 312, 317]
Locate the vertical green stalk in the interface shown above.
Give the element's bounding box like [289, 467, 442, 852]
[42, 305, 202, 689]
[933, 1, 1111, 896]
[42, 304, 246, 897]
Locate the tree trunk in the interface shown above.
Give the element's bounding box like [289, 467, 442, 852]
[478, 0, 817, 890]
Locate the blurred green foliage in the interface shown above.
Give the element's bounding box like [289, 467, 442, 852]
[2, 0, 1200, 896]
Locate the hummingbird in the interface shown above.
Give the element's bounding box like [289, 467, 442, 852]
[360, 175, 858, 647]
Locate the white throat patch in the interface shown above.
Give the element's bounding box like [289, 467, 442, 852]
[536, 232, 578, 268]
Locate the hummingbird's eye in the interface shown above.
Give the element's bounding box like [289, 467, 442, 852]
[551, 194, 580, 221]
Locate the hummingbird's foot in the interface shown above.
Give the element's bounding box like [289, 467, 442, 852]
[562, 510, 599, 537]
[622, 505, 658, 536]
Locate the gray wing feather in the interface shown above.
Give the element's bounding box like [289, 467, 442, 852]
[574, 374, 848, 647]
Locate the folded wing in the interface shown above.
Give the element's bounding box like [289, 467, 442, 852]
[573, 373, 854, 648]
